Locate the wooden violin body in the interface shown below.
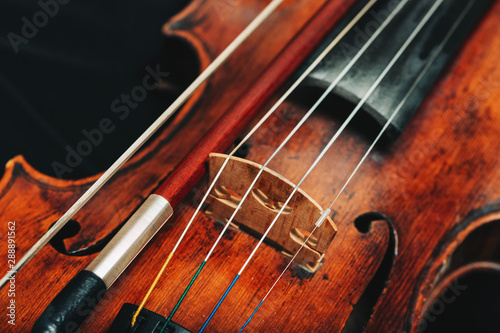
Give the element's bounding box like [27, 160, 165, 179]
[1, 0, 500, 332]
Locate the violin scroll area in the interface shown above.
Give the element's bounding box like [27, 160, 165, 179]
[205, 153, 337, 272]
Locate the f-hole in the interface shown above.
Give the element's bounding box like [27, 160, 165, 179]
[342, 212, 397, 333]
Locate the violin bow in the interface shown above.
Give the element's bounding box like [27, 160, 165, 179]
[0, 0, 286, 290]
[30, 0, 377, 331]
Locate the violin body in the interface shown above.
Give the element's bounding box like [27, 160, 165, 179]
[1, 0, 500, 332]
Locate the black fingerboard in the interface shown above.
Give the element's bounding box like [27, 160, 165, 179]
[305, 0, 493, 138]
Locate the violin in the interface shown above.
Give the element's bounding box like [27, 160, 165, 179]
[1, 0, 500, 332]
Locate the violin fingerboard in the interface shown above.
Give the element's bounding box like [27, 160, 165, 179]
[305, 0, 493, 138]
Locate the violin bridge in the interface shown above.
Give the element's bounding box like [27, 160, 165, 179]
[206, 153, 337, 273]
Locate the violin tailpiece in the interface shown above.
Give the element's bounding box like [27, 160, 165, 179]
[108, 303, 191, 333]
[205, 153, 337, 273]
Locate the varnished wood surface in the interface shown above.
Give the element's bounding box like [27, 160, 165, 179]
[0, 0, 500, 332]
[364, 2, 500, 330]
[0, 0, 363, 331]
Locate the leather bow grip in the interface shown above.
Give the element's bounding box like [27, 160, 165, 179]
[32, 270, 107, 333]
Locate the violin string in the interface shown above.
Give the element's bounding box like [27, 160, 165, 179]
[132, 0, 381, 326]
[0, 0, 287, 289]
[239, 1, 476, 329]
[153, 0, 409, 329]
[198, 0, 444, 331]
